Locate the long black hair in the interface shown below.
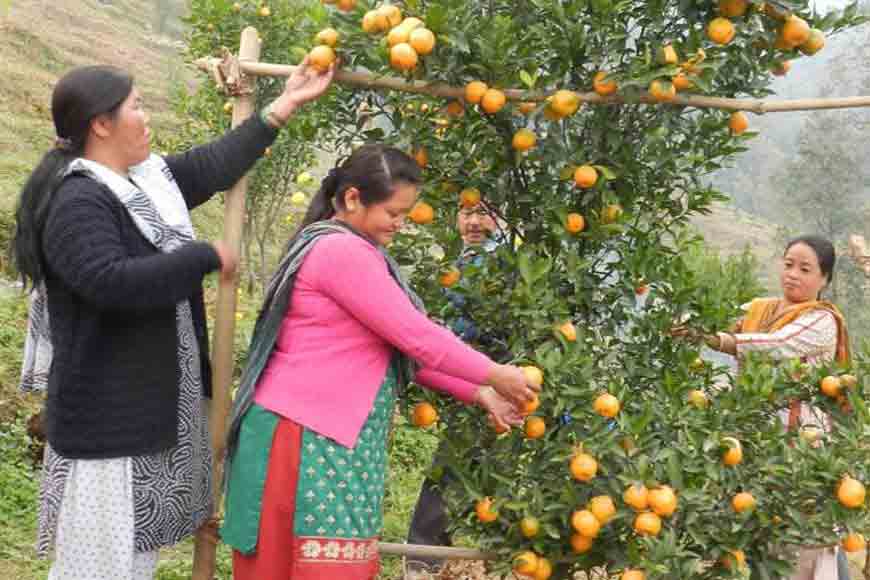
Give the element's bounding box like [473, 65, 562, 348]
[785, 235, 836, 285]
[12, 65, 133, 288]
[294, 143, 422, 239]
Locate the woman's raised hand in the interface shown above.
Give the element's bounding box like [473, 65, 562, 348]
[485, 363, 540, 408]
[269, 56, 336, 123]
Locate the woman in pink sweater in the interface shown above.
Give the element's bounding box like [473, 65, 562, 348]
[222, 144, 536, 579]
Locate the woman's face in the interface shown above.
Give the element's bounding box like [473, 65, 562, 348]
[780, 242, 828, 304]
[341, 181, 418, 246]
[104, 87, 151, 167]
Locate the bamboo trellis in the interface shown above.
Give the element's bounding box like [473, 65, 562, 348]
[192, 26, 870, 579]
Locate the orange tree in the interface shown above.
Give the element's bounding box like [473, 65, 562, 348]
[190, 0, 870, 578]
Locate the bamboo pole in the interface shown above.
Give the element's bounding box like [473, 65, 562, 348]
[194, 55, 870, 114]
[190, 26, 261, 580]
[377, 542, 495, 561]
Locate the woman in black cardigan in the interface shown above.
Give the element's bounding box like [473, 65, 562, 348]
[12, 61, 333, 579]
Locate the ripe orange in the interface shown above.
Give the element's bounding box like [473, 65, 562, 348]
[593, 393, 621, 418]
[721, 550, 746, 569]
[842, 533, 866, 553]
[522, 366, 544, 388]
[718, 0, 748, 17]
[558, 320, 577, 342]
[390, 43, 418, 71]
[649, 79, 676, 102]
[439, 267, 461, 288]
[400, 16, 424, 30]
[377, 3, 402, 27]
[707, 17, 736, 45]
[524, 416, 546, 439]
[687, 389, 708, 408]
[772, 60, 791, 76]
[601, 204, 623, 224]
[459, 187, 481, 208]
[633, 511, 662, 536]
[656, 44, 678, 65]
[549, 89, 581, 117]
[475, 497, 498, 522]
[593, 71, 618, 96]
[361, 10, 388, 34]
[799, 28, 825, 55]
[588, 495, 616, 524]
[411, 146, 428, 168]
[534, 557, 553, 580]
[722, 437, 743, 466]
[729, 111, 749, 135]
[622, 570, 646, 580]
[648, 486, 678, 517]
[408, 201, 434, 225]
[518, 101, 538, 114]
[316, 28, 339, 47]
[464, 81, 488, 104]
[480, 88, 506, 114]
[411, 402, 437, 427]
[336, 0, 355, 12]
[570, 533, 593, 553]
[387, 25, 411, 47]
[837, 476, 866, 508]
[732, 491, 756, 513]
[571, 509, 601, 538]
[820, 375, 842, 398]
[309, 45, 337, 73]
[573, 165, 598, 188]
[543, 104, 563, 121]
[513, 551, 539, 575]
[565, 213, 586, 234]
[512, 128, 537, 151]
[409, 28, 436, 55]
[445, 100, 464, 117]
[781, 15, 811, 47]
[519, 516, 540, 538]
[624, 484, 650, 511]
[570, 453, 598, 482]
[522, 394, 540, 416]
[672, 73, 692, 91]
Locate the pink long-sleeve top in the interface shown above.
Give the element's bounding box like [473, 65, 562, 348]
[253, 233, 494, 448]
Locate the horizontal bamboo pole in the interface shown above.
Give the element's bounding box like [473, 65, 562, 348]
[377, 542, 495, 561]
[194, 55, 870, 114]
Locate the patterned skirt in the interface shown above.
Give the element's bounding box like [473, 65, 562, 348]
[223, 362, 397, 580]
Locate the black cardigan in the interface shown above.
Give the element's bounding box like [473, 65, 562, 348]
[42, 115, 278, 459]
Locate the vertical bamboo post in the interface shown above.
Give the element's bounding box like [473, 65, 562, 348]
[191, 26, 261, 580]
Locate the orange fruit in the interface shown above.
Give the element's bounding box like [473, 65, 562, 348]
[601, 204, 623, 224]
[512, 128, 537, 151]
[841, 374, 859, 389]
[411, 146, 428, 168]
[781, 15, 811, 48]
[336, 0, 355, 11]
[519, 516, 540, 538]
[573, 165, 598, 188]
[633, 511, 662, 536]
[534, 557, 553, 580]
[558, 320, 577, 342]
[570, 533, 593, 553]
[772, 60, 791, 76]
[656, 44, 678, 65]
[842, 533, 866, 553]
[571, 509, 601, 538]
[648, 486, 678, 517]
[439, 267, 461, 288]
[223, 101, 234, 114]
[718, 0, 748, 17]
[570, 453, 598, 482]
[459, 187, 481, 208]
[518, 101, 538, 114]
[549, 89, 581, 117]
[622, 570, 645, 580]
[400, 16, 424, 30]
[593, 71, 618, 96]
[543, 104, 563, 121]
[513, 551, 539, 575]
[522, 394, 540, 416]
[593, 393, 620, 418]
[707, 17, 736, 44]
[821, 375, 842, 398]
[464, 81, 488, 104]
[475, 497, 498, 522]
[732, 491, 756, 513]
[390, 43, 418, 71]
[837, 477, 866, 508]
[361, 10, 388, 34]
[728, 111, 749, 135]
[445, 100, 464, 117]
[377, 4, 402, 27]
[624, 484, 650, 511]
[258, 5, 271, 17]
[672, 73, 692, 91]
[316, 28, 340, 47]
[309, 45, 337, 73]
[387, 25, 412, 47]
[480, 88, 506, 114]
[524, 416, 546, 439]
[721, 550, 746, 569]
[588, 495, 617, 524]
[565, 213, 586, 234]
[411, 402, 438, 427]
[687, 389, 708, 408]
[799, 28, 825, 55]
[522, 365, 544, 388]
[408, 201, 434, 225]
[409, 28, 436, 55]
[649, 79, 676, 102]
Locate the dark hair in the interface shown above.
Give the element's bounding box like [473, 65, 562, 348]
[12, 65, 134, 288]
[295, 144, 422, 236]
[785, 235, 836, 285]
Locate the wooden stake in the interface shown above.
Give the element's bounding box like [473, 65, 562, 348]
[190, 26, 261, 580]
[377, 542, 495, 561]
[194, 54, 870, 114]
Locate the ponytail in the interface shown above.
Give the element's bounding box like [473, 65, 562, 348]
[296, 168, 341, 233]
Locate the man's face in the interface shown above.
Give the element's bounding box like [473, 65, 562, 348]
[457, 203, 497, 246]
